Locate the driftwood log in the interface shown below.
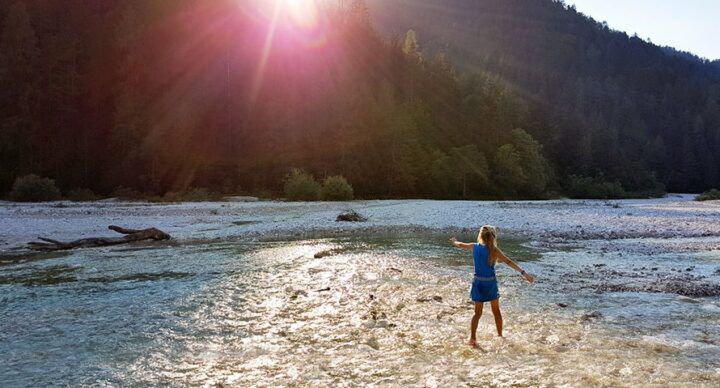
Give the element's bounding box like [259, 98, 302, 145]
[28, 226, 171, 252]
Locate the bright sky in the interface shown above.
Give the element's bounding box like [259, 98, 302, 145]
[566, 0, 720, 60]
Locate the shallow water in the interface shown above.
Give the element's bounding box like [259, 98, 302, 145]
[1, 233, 719, 387]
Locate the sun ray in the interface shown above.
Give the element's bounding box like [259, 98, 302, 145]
[250, 0, 282, 105]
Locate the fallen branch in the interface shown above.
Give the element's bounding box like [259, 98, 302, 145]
[28, 225, 171, 251]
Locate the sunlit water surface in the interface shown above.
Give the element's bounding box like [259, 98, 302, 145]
[1, 233, 719, 386]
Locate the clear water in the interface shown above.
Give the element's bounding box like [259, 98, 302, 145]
[1, 233, 719, 386]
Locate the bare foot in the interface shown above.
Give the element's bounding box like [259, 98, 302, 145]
[468, 339, 478, 348]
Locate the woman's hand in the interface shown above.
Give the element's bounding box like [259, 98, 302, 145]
[523, 272, 534, 284]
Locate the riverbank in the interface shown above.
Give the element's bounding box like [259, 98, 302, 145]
[1, 194, 718, 254]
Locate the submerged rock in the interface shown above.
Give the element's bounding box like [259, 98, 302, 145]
[580, 311, 603, 322]
[365, 337, 380, 350]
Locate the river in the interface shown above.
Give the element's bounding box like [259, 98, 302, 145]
[1, 230, 718, 386]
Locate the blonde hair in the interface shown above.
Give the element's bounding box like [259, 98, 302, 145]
[478, 225, 498, 265]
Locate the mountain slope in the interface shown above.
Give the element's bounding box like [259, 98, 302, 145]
[368, 0, 720, 192]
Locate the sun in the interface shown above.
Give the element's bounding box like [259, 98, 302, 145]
[281, 0, 318, 29]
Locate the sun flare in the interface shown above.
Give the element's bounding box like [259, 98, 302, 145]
[281, 0, 318, 29]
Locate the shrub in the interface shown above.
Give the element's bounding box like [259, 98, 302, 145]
[321, 175, 354, 201]
[9, 174, 62, 202]
[566, 175, 627, 199]
[112, 186, 145, 200]
[696, 189, 720, 201]
[283, 168, 321, 201]
[66, 188, 99, 201]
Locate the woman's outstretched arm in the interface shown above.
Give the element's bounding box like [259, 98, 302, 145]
[449, 236, 474, 251]
[495, 250, 534, 283]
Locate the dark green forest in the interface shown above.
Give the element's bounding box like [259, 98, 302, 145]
[0, 0, 718, 200]
[369, 0, 720, 194]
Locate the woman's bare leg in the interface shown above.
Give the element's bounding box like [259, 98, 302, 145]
[469, 302, 483, 346]
[490, 299, 503, 337]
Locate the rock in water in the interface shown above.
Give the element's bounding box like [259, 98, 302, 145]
[336, 210, 368, 222]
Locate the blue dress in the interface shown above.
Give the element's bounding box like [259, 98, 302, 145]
[470, 244, 500, 302]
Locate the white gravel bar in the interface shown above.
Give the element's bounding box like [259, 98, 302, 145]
[1, 194, 718, 254]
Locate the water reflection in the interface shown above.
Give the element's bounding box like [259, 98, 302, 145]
[0, 234, 718, 386]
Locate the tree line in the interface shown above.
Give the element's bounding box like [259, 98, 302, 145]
[2, 0, 713, 201]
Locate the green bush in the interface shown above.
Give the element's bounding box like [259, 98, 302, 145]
[9, 174, 62, 202]
[321, 176, 354, 201]
[66, 188, 99, 201]
[696, 189, 720, 201]
[566, 175, 627, 199]
[284, 168, 321, 201]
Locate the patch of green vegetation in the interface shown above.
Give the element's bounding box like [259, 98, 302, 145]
[283, 169, 356, 202]
[284, 169, 322, 201]
[566, 175, 627, 199]
[695, 189, 720, 202]
[321, 176, 354, 201]
[9, 174, 62, 202]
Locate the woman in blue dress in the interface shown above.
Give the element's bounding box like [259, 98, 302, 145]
[450, 225, 534, 347]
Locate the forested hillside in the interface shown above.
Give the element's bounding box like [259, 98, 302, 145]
[1, 0, 717, 200]
[368, 0, 720, 193]
[0, 0, 554, 199]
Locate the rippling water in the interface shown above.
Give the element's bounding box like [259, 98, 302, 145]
[1, 233, 719, 386]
